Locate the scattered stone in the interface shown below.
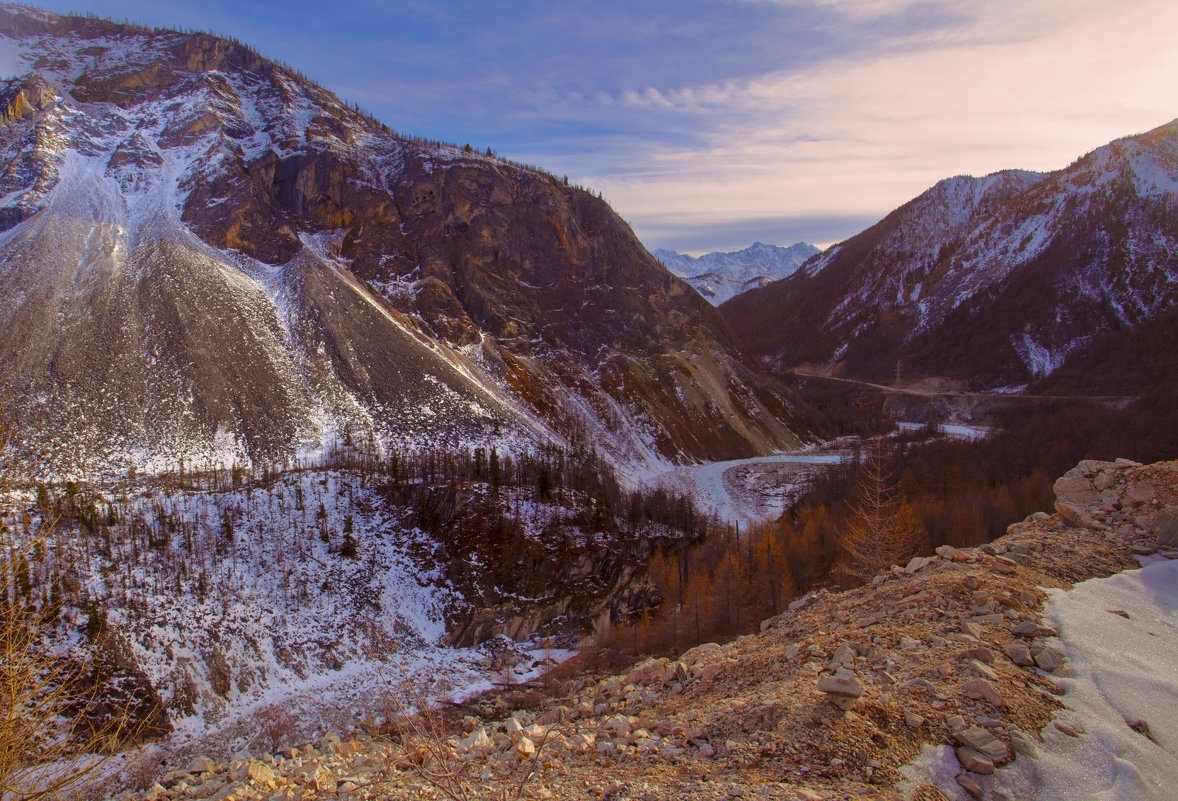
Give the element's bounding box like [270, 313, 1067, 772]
[955, 727, 1008, 762]
[1151, 507, 1178, 547]
[1033, 646, 1065, 672]
[1009, 727, 1039, 759]
[816, 668, 863, 699]
[956, 772, 984, 798]
[960, 678, 1006, 708]
[955, 746, 995, 774]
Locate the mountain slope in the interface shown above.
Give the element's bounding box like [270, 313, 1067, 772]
[654, 241, 819, 304]
[722, 121, 1178, 387]
[0, 7, 806, 475]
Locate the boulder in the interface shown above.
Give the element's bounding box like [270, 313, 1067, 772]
[955, 726, 1008, 762]
[955, 746, 995, 774]
[816, 668, 862, 698]
[1151, 507, 1178, 548]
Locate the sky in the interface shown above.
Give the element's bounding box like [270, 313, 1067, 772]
[20, 0, 1178, 253]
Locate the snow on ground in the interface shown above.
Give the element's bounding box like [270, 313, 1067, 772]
[647, 450, 845, 525]
[988, 557, 1178, 801]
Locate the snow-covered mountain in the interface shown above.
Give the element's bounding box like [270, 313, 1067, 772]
[0, 6, 807, 478]
[653, 241, 819, 304]
[722, 120, 1178, 387]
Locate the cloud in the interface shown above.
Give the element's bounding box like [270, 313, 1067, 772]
[554, 0, 1178, 249]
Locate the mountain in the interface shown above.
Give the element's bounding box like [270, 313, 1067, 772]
[653, 241, 819, 304]
[721, 121, 1178, 388]
[0, 6, 806, 477]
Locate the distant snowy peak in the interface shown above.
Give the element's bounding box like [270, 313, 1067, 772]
[655, 241, 819, 304]
[722, 118, 1178, 387]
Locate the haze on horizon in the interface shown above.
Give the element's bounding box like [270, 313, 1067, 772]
[18, 0, 1178, 254]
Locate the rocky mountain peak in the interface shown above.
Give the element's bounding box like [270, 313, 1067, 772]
[0, 6, 808, 475]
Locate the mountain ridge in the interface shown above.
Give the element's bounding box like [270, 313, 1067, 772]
[653, 241, 820, 305]
[721, 120, 1178, 387]
[0, 6, 808, 476]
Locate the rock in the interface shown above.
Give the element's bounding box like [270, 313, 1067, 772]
[946, 715, 967, 731]
[816, 668, 863, 698]
[187, 757, 216, 775]
[246, 761, 277, 789]
[831, 643, 856, 666]
[1011, 620, 1040, 637]
[961, 647, 994, 664]
[515, 735, 536, 758]
[297, 765, 337, 793]
[936, 544, 959, 559]
[626, 657, 668, 687]
[539, 705, 571, 725]
[904, 712, 926, 728]
[960, 621, 983, 640]
[961, 678, 1006, 708]
[955, 746, 995, 774]
[956, 773, 984, 798]
[785, 644, 800, 660]
[955, 726, 1008, 761]
[1151, 507, 1178, 547]
[601, 714, 632, 739]
[905, 556, 932, 574]
[967, 659, 999, 681]
[1053, 721, 1081, 737]
[1124, 483, 1156, 506]
[1009, 728, 1038, 759]
[681, 642, 722, 667]
[991, 555, 1018, 575]
[1005, 641, 1034, 666]
[1033, 646, 1065, 672]
[459, 727, 493, 754]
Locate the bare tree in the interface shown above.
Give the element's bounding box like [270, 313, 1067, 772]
[0, 417, 139, 800]
[837, 440, 925, 583]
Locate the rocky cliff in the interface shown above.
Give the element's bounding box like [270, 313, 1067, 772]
[0, 5, 805, 476]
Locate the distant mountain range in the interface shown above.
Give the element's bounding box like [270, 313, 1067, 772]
[653, 241, 819, 305]
[721, 120, 1178, 388]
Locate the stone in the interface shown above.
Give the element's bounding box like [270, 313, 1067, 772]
[955, 746, 995, 774]
[968, 659, 999, 681]
[187, 757, 216, 775]
[960, 621, 983, 639]
[905, 556, 932, 574]
[955, 726, 1008, 762]
[459, 727, 493, 754]
[1011, 620, 1040, 637]
[946, 715, 967, 731]
[246, 761, 277, 789]
[961, 678, 1006, 708]
[816, 669, 863, 698]
[601, 714, 632, 739]
[515, 735, 536, 758]
[626, 657, 668, 687]
[956, 773, 984, 798]
[904, 712, 926, 728]
[1009, 727, 1038, 759]
[785, 644, 800, 660]
[961, 646, 994, 664]
[1151, 507, 1178, 547]
[1034, 646, 1065, 672]
[831, 643, 856, 666]
[1005, 641, 1034, 666]
[1124, 483, 1155, 506]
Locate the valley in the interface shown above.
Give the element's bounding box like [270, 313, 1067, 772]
[0, 4, 1174, 800]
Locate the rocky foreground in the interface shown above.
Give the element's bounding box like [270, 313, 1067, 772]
[117, 458, 1178, 801]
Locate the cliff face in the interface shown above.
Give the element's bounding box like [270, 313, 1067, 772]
[0, 7, 805, 475]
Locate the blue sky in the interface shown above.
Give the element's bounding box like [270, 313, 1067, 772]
[25, 0, 1178, 253]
